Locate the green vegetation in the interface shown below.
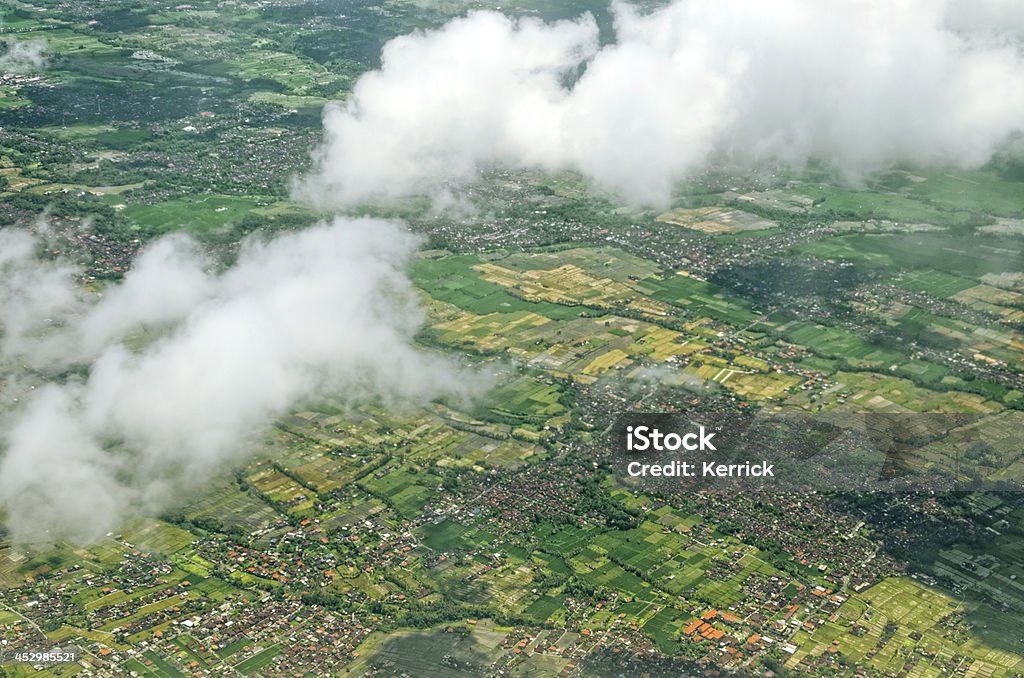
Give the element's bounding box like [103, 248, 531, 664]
[799, 233, 1023, 280]
[411, 255, 589, 320]
[2, 1, 1023, 677]
[119, 195, 275, 234]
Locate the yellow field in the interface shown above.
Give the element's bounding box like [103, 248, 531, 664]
[725, 372, 802, 399]
[636, 328, 698, 361]
[655, 206, 776, 233]
[474, 263, 674, 320]
[582, 349, 631, 376]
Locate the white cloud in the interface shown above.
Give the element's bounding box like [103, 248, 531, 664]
[0, 228, 81, 362]
[0, 38, 47, 74]
[0, 219, 487, 543]
[294, 10, 600, 207]
[298, 0, 1024, 208]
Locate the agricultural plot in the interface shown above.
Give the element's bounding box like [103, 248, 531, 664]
[429, 307, 558, 357]
[119, 520, 195, 555]
[246, 465, 317, 516]
[829, 372, 1000, 414]
[275, 453, 348, 493]
[358, 464, 440, 519]
[894, 359, 951, 385]
[574, 557, 653, 601]
[800, 233, 1024, 281]
[879, 304, 1024, 372]
[725, 188, 816, 214]
[422, 250, 787, 401]
[642, 607, 688, 654]
[362, 626, 508, 678]
[953, 285, 1024, 324]
[829, 219, 948, 234]
[643, 275, 760, 324]
[411, 255, 585, 320]
[693, 552, 777, 609]
[897, 269, 977, 298]
[0, 7, 44, 30]
[182, 485, 280, 535]
[902, 168, 1024, 219]
[806, 577, 1024, 677]
[945, 412, 1024, 485]
[118, 195, 274, 234]
[498, 246, 661, 282]
[418, 519, 496, 553]
[593, 524, 680, 573]
[140, 650, 186, 677]
[474, 262, 674, 321]
[2, 543, 94, 582]
[795, 182, 976, 226]
[780, 322, 904, 368]
[98, 594, 189, 633]
[630, 327, 703, 361]
[485, 563, 547, 610]
[843, 413, 1017, 489]
[473, 376, 567, 426]
[85, 575, 186, 615]
[538, 524, 603, 554]
[227, 49, 340, 95]
[0, 84, 30, 109]
[283, 406, 410, 451]
[650, 505, 704, 532]
[581, 348, 631, 378]
[373, 412, 542, 468]
[233, 643, 281, 674]
[26, 123, 155, 152]
[509, 654, 571, 676]
[655, 206, 777, 234]
[3, 3, 1024, 677]
[521, 594, 565, 622]
[934, 548, 1024, 614]
[433, 303, 709, 389]
[247, 90, 329, 110]
[10, 28, 120, 57]
[438, 438, 540, 471]
[260, 430, 356, 493]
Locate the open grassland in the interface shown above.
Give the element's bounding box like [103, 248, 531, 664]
[118, 195, 282, 234]
[799, 233, 1024, 281]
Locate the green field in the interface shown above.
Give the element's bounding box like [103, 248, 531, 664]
[643, 274, 760, 324]
[473, 376, 567, 425]
[1, 1, 1023, 677]
[119, 195, 272, 234]
[234, 644, 281, 674]
[897, 268, 977, 297]
[781, 322, 904, 367]
[359, 464, 440, 518]
[411, 255, 592, 320]
[800, 233, 1024, 280]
